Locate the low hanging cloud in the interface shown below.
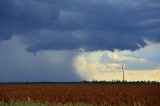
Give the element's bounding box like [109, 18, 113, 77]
[0, 0, 160, 52]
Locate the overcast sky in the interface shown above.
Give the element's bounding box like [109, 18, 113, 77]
[0, 0, 160, 82]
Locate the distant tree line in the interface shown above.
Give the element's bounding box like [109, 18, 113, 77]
[0, 80, 159, 84]
[81, 80, 160, 84]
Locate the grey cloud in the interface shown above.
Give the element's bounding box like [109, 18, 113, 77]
[0, 0, 59, 35]
[0, 36, 82, 82]
[0, 0, 160, 52]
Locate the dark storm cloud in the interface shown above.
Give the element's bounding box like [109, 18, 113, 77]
[0, 0, 160, 52]
[24, 30, 81, 52]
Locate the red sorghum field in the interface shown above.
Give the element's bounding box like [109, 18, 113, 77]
[0, 83, 160, 106]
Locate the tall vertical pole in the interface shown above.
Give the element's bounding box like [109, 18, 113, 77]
[122, 65, 124, 82]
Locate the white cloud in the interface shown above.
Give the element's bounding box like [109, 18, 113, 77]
[74, 42, 160, 81]
[111, 53, 146, 62]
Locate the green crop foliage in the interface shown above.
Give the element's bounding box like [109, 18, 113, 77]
[0, 101, 144, 106]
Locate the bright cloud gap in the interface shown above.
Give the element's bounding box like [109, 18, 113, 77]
[74, 42, 160, 81]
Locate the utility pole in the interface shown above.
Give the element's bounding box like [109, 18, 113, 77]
[122, 65, 124, 82]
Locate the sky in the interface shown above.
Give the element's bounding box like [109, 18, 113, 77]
[0, 0, 160, 82]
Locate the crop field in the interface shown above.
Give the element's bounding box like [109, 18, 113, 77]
[0, 83, 160, 106]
